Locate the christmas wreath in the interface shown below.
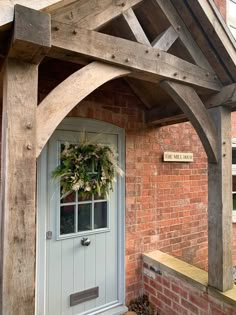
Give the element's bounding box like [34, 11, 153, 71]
[52, 141, 124, 199]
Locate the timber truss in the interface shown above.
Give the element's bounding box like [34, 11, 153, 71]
[0, 1, 236, 314]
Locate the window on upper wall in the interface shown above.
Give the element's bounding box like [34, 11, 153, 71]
[227, 0, 236, 38]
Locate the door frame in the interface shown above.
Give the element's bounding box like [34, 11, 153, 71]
[35, 117, 126, 315]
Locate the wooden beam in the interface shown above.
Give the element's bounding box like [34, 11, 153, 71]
[151, 26, 178, 50]
[146, 83, 236, 126]
[49, 23, 222, 92]
[122, 7, 155, 108]
[208, 106, 233, 291]
[52, 0, 143, 31]
[152, 0, 213, 71]
[0, 59, 37, 315]
[36, 62, 130, 156]
[9, 5, 51, 64]
[161, 80, 218, 163]
[146, 103, 185, 125]
[171, 0, 233, 85]
[185, 0, 236, 80]
[0, 0, 76, 30]
[205, 84, 236, 109]
[122, 8, 150, 45]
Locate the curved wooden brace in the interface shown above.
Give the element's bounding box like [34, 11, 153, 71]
[161, 80, 218, 163]
[36, 61, 130, 157]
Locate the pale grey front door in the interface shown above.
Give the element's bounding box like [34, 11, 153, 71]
[36, 118, 126, 315]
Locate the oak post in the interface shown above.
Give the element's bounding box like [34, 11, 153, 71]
[0, 58, 38, 315]
[0, 4, 50, 315]
[208, 106, 233, 292]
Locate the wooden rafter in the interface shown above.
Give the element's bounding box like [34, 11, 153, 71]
[161, 80, 218, 163]
[52, 0, 144, 31]
[36, 62, 130, 156]
[122, 8, 150, 45]
[152, 26, 178, 50]
[122, 7, 178, 109]
[153, 0, 213, 72]
[49, 22, 222, 92]
[146, 83, 236, 126]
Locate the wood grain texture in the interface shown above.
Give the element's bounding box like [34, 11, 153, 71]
[152, 0, 213, 71]
[10, 4, 51, 64]
[146, 83, 236, 125]
[187, 0, 236, 74]
[121, 7, 154, 109]
[161, 80, 218, 163]
[122, 8, 150, 45]
[152, 26, 178, 51]
[0, 0, 76, 29]
[0, 59, 37, 315]
[208, 106, 233, 291]
[49, 23, 222, 91]
[52, 0, 143, 31]
[171, 0, 233, 85]
[36, 61, 130, 156]
[205, 83, 236, 109]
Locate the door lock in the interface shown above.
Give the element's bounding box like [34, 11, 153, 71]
[81, 237, 91, 246]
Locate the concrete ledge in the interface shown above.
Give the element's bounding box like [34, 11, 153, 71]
[143, 250, 236, 306]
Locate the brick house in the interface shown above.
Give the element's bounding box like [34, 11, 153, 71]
[0, 1, 236, 315]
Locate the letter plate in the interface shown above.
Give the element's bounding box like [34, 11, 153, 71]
[70, 287, 99, 306]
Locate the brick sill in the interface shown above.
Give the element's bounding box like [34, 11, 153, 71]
[143, 250, 236, 307]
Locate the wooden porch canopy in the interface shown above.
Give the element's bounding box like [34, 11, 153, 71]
[0, 0, 236, 314]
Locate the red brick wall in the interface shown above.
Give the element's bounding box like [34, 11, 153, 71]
[143, 260, 236, 315]
[63, 78, 209, 301]
[37, 58, 234, 302]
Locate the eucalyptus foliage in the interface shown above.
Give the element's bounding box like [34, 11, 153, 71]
[52, 142, 124, 199]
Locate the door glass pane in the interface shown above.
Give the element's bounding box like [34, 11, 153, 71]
[94, 202, 108, 229]
[78, 203, 92, 232]
[78, 193, 92, 202]
[60, 205, 75, 235]
[94, 194, 106, 201]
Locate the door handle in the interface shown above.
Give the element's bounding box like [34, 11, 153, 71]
[81, 237, 91, 246]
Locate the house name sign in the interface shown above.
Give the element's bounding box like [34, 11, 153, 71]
[163, 151, 193, 162]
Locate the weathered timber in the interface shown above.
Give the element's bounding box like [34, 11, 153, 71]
[8, 5, 51, 63]
[122, 7, 155, 108]
[186, 0, 236, 81]
[0, 59, 37, 315]
[52, 0, 143, 31]
[161, 80, 218, 163]
[152, 0, 213, 71]
[0, 0, 76, 29]
[9, 5, 51, 64]
[171, 0, 233, 85]
[49, 23, 222, 91]
[146, 104, 185, 125]
[146, 83, 236, 126]
[205, 84, 236, 109]
[36, 62, 130, 156]
[208, 106, 233, 292]
[123, 8, 150, 45]
[151, 26, 178, 50]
